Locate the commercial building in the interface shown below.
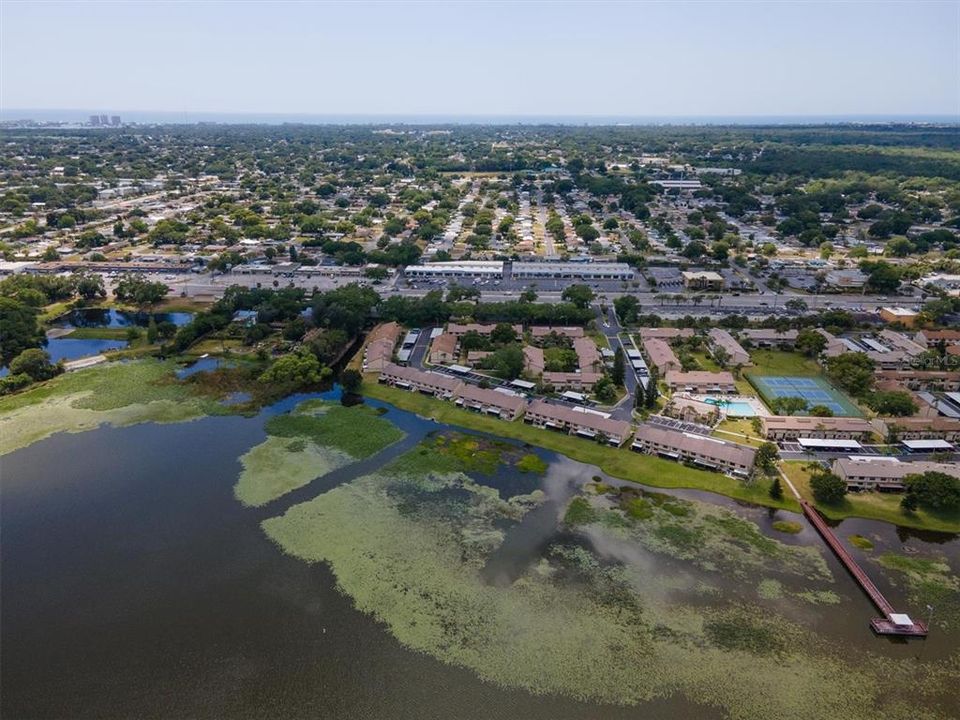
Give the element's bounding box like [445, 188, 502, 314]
[681, 270, 724, 290]
[428, 333, 458, 364]
[918, 273, 960, 296]
[524, 399, 632, 445]
[631, 424, 756, 477]
[405, 261, 503, 279]
[738, 328, 798, 348]
[760, 416, 876, 442]
[362, 322, 401, 371]
[379, 363, 463, 398]
[453, 384, 528, 420]
[512, 261, 634, 280]
[665, 370, 737, 394]
[642, 338, 681, 375]
[824, 269, 868, 289]
[879, 307, 919, 327]
[832, 457, 960, 491]
[707, 328, 751, 366]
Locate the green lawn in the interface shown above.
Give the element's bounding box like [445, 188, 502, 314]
[362, 376, 797, 512]
[711, 418, 767, 448]
[748, 350, 821, 376]
[781, 461, 959, 533]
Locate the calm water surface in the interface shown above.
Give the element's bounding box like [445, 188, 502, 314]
[2, 391, 956, 719]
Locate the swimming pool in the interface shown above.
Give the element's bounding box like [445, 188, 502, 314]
[703, 397, 758, 417]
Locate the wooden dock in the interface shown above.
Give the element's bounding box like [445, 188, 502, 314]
[800, 500, 928, 638]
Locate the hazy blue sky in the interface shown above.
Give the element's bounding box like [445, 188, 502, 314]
[2, 1, 957, 118]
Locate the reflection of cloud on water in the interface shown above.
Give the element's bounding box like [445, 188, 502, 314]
[580, 525, 701, 599]
[540, 455, 595, 507]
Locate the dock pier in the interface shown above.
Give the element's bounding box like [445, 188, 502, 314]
[800, 500, 928, 637]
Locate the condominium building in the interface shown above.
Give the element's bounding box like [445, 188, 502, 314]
[881, 416, 960, 442]
[379, 363, 463, 398]
[738, 328, 798, 348]
[760, 416, 876, 441]
[665, 370, 737, 394]
[524, 399, 632, 445]
[631, 424, 756, 477]
[541, 371, 602, 391]
[875, 370, 960, 392]
[642, 338, 681, 375]
[523, 345, 545, 375]
[832, 457, 960, 491]
[428, 332, 457, 364]
[446, 322, 522, 337]
[362, 322, 401, 371]
[453, 384, 528, 420]
[529, 326, 585, 340]
[638, 327, 695, 342]
[915, 329, 960, 348]
[707, 328, 751, 366]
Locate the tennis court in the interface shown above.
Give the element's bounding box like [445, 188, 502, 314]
[748, 375, 863, 417]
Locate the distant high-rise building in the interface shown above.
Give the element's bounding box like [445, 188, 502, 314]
[110, 115, 121, 126]
[89, 115, 100, 126]
[99, 114, 109, 126]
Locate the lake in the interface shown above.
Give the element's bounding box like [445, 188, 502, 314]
[1, 389, 957, 718]
[51, 308, 195, 329]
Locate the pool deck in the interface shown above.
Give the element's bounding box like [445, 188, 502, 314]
[691, 394, 769, 418]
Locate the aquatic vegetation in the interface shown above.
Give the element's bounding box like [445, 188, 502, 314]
[772, 520, 803, 534]
[848, 534, 874, 550]
[875, 553, 959, 630]
[0, 360, 227, 454]
[236, 436, 354, 507]
[515, 453, 548, 474]
[797, 590, 841, 605]
[266, 400, 404, 460]
[563, 498, 598, 526]
[234, 399, 405, 506]
[579, 490, 831, 582]
[757, 578, 784, 599]
[262, 447, 958, 719]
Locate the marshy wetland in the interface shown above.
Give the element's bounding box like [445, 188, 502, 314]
[2, 361, 958, 719]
